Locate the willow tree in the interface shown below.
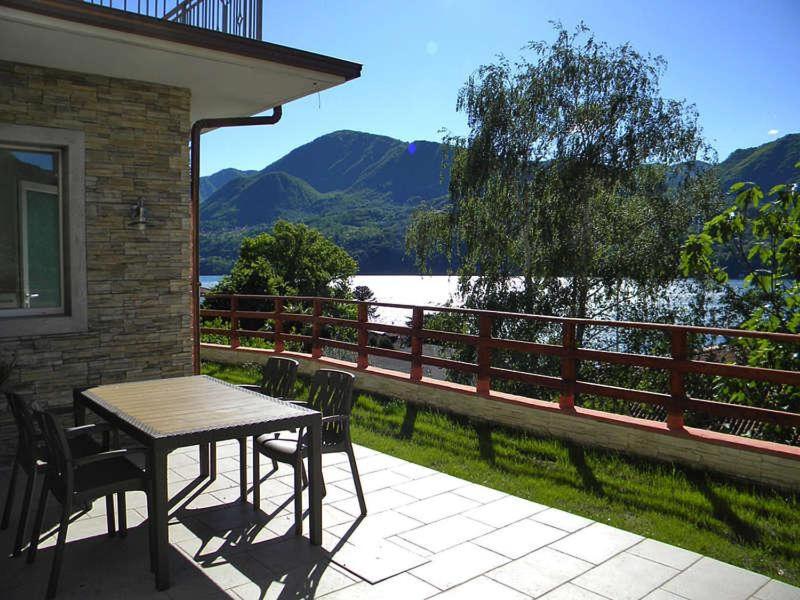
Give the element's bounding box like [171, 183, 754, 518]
[407, 24, 719, 350]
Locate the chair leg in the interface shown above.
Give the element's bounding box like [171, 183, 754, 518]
[145, 478, 156, 573]
[300, 461, 308, 489]
[27, 478, 49, 564]
[1, 458, 19, 530]
[12, 470, 35, 557]
[105, 495, 116, 537]
[293, 458, 303, 536]
[271, 458, 278, 472]
[117, 492, 127, 537]
[346, 445, 367, 516]
[46, 501, 72, 600]
[252, 440, 260, 512]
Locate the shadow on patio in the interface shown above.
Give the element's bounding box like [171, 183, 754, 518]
[1, 439, 797, 599]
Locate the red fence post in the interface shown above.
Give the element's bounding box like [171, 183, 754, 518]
[668, 330, 687, 429]
[230, 296, 240, 349]
[357, 302, 369, 369]
[476, 315, 492, 396]
[273, 298, 284, 353]
[311, 299, 323, 359]
[410, 307, 423, 381]
[559, 322, 576, 410]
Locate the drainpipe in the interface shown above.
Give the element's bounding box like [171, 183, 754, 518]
[189, 106, 283, 374]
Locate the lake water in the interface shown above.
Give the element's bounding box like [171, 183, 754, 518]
[200, 275, 463, 325]
[200, 275, 744, 327]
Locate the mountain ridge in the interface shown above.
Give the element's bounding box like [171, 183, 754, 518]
[200, 130, 799, 275]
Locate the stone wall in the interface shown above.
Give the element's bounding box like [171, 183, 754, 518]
[202, 344, 800, 492]
[0, 61, 193, 459]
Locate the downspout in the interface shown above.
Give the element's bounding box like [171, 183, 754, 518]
[189, 106, 283, 374]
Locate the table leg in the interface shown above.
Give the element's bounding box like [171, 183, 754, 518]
[199, 443, 210, 478]
[238, 438, 247, 503]
[308, 415, 322, 545]
[150, 449, 170, 590]
[209, 442, 217, 480]
[72, 390, 86, 426]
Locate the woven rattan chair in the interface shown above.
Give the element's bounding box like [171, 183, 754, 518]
[252, 369, 367, 534]
[1, 393, 115, 558]
[208, 356, 299, 493]
[27, 410, 152, 599]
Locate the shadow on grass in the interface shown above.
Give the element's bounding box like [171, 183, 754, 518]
[566, 442, 605, 497]
[399, 403, 418, 439]
[683, 467, 761, 544]
[474, 422, 496, 464]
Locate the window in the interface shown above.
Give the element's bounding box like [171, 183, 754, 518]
[0, 125, 86, 337]
[0, 147, 63, 314]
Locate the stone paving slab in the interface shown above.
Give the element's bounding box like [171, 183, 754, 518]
[0, 442, 798, 599]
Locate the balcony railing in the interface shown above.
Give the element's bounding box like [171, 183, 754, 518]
[200, 294, 800, 446]
[83, 0, 263, 40]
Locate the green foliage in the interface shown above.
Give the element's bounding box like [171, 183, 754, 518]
[214, 220, 357, 299]
[681, 176, 800, 442]
[206, 222, 360, 351]
[407, 23, 718, 333]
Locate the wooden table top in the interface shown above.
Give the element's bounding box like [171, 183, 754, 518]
[81, 375, 315, 439]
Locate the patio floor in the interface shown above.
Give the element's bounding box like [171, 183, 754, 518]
[1, 439, 798, 599]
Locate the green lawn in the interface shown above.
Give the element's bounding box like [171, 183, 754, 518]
[203, 361, 800, 586]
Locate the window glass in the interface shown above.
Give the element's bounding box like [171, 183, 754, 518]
[0, 147, 62, 313]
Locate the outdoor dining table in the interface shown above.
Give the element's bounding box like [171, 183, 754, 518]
[71, 375, 323, 591]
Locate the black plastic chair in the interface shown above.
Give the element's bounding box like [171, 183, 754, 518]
[208, 356, 299, 497]
[252, 369, 367, 534]
[27, 409, 153, 599]
[1, 393, 115, 558]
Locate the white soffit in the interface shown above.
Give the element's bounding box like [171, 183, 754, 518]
[0, 6, 349, 122]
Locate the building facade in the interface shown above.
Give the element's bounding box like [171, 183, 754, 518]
[0, 0, 361, 458]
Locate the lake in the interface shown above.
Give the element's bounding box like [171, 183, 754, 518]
[200, 275, 745, 326]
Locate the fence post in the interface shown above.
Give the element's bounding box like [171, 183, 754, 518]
[357, 302, 369, 369]
[476, 315, 492, 396]
[410, 307, 423, 381]
[230, 296, 239, 349]
[273, 298, 284, 353]
[668, 330, 687, 429]
[311, 299, 323, 359]
[559, 322, 576, 410]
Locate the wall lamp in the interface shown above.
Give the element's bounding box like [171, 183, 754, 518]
[129, 198, 147, 231]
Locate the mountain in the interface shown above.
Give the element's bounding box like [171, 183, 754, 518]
[200, 130, 449, 275]
[200, 167, 257, 202]
[199, 131, 799, 276]
[717, 133, 800, 192]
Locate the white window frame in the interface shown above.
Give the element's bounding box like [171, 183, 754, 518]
[0, 124, 87, 337]
[9, 180, 64, 316]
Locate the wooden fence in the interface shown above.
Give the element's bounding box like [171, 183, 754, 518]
[200, 294, 800, 435]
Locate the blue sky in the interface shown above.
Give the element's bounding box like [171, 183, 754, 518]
[200, 0, 799, 176]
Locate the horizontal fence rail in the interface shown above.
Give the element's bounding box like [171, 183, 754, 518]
[82, 0, 263, 40]
[200, 294, 800, 441]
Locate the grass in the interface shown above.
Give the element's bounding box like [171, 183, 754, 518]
[203, 360, 800, 586]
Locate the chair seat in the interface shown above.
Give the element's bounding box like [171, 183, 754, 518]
[74, 457, 146, 495]
[255, 435, 302, 459]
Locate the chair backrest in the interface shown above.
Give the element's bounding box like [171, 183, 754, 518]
[35, 410, 74, 497]
[260, 356, 299, 399]
[307, 369, 355, 447]
[5, 392, 42, 465]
